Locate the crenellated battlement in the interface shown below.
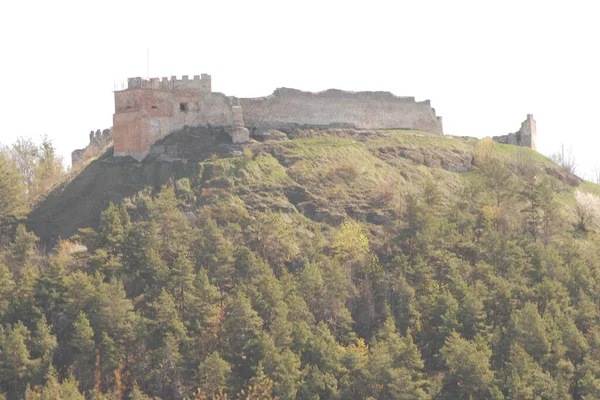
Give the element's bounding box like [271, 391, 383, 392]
[126, 74, 211, 92]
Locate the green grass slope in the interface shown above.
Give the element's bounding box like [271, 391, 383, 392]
[27, 128, 587, 249]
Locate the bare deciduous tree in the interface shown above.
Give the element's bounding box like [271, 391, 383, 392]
[513, 148, 538, 178]
[10, 136, 39, 192]
[591, 165, 600, 185]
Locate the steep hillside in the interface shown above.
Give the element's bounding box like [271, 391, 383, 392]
[27, 126, 241, 248]
[28, 128, 578, 249]
[5, 128, 600, 399]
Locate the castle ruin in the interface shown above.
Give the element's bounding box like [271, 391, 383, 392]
[109, 73, 538, 162]
[492, 114, 537, 150]
[71, 128, 112, 166]
[112, 74, 444, 161]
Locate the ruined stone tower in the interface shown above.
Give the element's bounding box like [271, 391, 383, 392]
[112, 74, 249, 161]
[519, 114, 537, 150]
[492, 115, 537, 150]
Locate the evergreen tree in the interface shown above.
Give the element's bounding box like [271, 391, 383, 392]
[98, 202, 127, 254]
[504, 343, 555, 399]
[197, 351, 231, 396]
[70, 312, 95, 390]
[7, 225, 38, 267]
[261, 336, 302, 400]
[440, 333, 498, 399]
[365, 318, 428, 399]
[150, 289, 187, 345]
[511, 302, 550, 363]
[31, 316, 57, 381]
[0, 264, 15, 319]
[24, 366, 85, 400]
[0, 323, 36, 396]
[130, 383, 153, 400]
[223, 291, 265, 387]
[150, 333, 184, 399]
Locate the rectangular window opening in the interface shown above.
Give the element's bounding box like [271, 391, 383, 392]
[180, 103, 188, 112]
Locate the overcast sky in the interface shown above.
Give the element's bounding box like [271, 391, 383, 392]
[1, 0, 599, 178]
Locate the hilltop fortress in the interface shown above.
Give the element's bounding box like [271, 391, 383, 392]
[112, 74, 444, 161]
[104, 73, 536, 162]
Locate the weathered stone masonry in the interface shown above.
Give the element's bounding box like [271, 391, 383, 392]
[239, 88, 444, 135]
[112, 74, 444, 161]
[71, 129, 112, 166]
[492, 114, 537, 150]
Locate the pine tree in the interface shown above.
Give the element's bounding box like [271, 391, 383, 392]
[150, 289, 187, 345]
[150, 333, 184, 399]
[521, 174, 542, 240]
[169, 253, 195, 318]
[223, 291, 264, 386]
[185, 269, 223, 358]
[261, 336, 302, 400]
[122, 221, 169, 301]
[197, 351, 231, 396]
[537, 177, 560, 245]
[440, 333, 497, 399]
[98, 203, 127, 254]
[130, 383, 152, 400]
[511, 302, 550, 363]
[365, 317, 428, 399]
[24, 366, 85, 400]
[71, 312, 95, 389]
[0, 323, 35, 396]
[0, 264, 15, 319]
[504, 343, 555, 399]
[7, 225, 38, 267]
[31, 316, 57, 381]
[239, 364, 277, 400]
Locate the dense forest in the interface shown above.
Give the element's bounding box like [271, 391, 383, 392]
[3, 131, 600, 399]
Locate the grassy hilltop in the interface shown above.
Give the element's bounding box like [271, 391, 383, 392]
[27, 128, 577, 247]
[3, 128, 600, 399]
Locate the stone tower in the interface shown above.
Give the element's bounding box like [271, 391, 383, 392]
[520, 114, 537, 151]
[492, 114, 537, 150]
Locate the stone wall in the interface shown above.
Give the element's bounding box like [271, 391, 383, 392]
[113, 87, 241, 160]
[238, 88, 443, 134]
[71, 129, 112, 166]
[492, 114, 537, 150]
[112, 74, 443, 161]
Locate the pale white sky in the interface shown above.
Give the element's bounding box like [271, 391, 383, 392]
[1, 0, 599, 178]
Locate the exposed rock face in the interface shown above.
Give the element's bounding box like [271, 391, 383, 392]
[492, 115, 537, 150]
[252, 130, 289, 142]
